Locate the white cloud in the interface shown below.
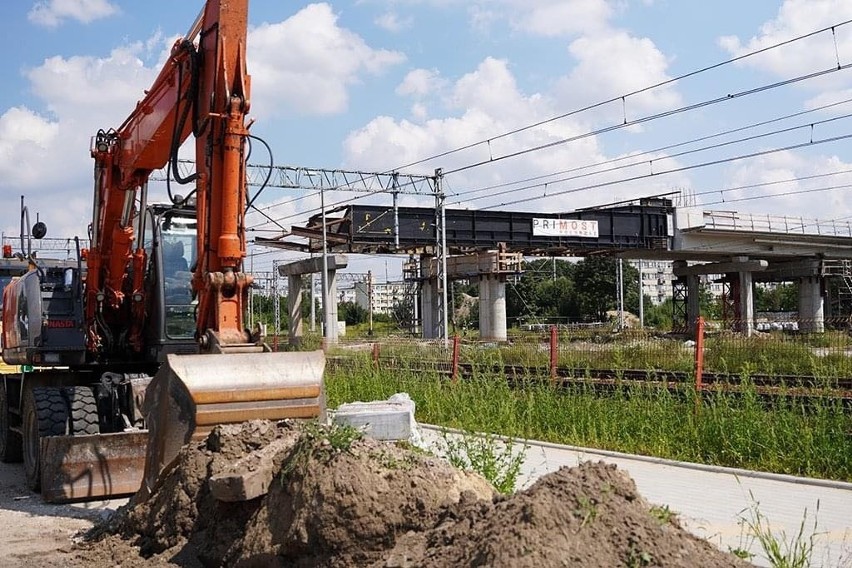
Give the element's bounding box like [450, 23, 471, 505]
[25, 45, 159, 120]
[28, 0, 119, 28]
[365, 0, 614, 37]
[556, 30, 681, 121]
[721, 152, 852, 219]
[0, 40, 165, 236]
[718, 0, 852, 97]
[396, 68, 445, 98]
[374, 11, 413, 33]
[248, 3, 406, 118]
[0, 107, 59, 187]
[344, 57, 685, 212]
[502, 0, 613, 37]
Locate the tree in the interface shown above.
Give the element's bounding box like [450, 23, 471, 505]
[338, 301, 368, 326]
[391, 298, 414, 329]
[507, 259, 576, 324]
[572, 257, 639, 322]
[754, 282, 798, 312]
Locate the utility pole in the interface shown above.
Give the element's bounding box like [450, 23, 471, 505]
[248, 251, 254, 328]
[310, 271, 316, 332]
[638, 259, 644, 329]
[617, 258, 625, 331]
[367, 270, 374, 336]
[435, 168, 448, 346]
[320, 186, 336, 345]
[272, 259, 280, 351]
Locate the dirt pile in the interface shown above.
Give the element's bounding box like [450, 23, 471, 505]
[70, 420, 751, 567]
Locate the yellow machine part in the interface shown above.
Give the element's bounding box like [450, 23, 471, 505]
[38, 350, 325, 503]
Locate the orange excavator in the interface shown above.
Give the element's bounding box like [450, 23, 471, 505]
[0, 0, 324, 502]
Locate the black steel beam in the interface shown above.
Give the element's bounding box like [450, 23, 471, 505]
[260, 199, 673, 255]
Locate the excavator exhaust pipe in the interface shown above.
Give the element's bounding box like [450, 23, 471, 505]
[141, 350, 325, 498]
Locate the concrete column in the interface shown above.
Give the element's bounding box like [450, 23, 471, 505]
[421, 278, 440, 339]
[478, 275, 491, 339]
[686, 274, 700, 329]
[738, 270, 754, 336]
[325, 267, 340, 344]
[478, 275, 507, 341]
[798, 276, 825, 333]
[287, 274, 303, 347]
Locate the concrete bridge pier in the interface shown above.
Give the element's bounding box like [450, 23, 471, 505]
[420, 277, 441, 339]
[686, 273, 700, 330]
[798, 276, 825, 333]
[478, 274, 507, 341]
[735, 268, 754, 336]
[287, 274, 303, 347]
[278, 254, 349, 346]
[674, 257, 765, 337]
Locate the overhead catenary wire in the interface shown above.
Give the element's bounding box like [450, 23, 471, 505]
[242, 17, 852, 269]
[390, 18, 852, 172]
[248, 64, 852, 230]
[449, 97, 852, 201]
[476, 132, 852, 211]
[448, 113, 852, 207]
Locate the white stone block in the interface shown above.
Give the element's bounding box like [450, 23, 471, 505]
[333, 393, 415, 441]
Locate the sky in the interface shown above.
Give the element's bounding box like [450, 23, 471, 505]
[3, 0, 852, 278]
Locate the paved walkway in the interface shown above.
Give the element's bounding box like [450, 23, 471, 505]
[421, 426, 852, 568]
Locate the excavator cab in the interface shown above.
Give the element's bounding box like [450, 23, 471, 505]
[144, 205, 201, 357]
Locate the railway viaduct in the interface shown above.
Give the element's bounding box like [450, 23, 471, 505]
[260, 198, 852, 342]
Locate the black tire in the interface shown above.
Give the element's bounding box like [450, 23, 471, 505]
[22, 387, 68, 491]
[0, 382, 22, 463]
[64, 386, 100, 436]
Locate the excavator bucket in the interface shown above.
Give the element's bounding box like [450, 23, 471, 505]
[40, 431, 149, 503]
[141, 350, 325, 498]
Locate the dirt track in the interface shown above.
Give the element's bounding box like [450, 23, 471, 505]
[0, 461, 127, 567]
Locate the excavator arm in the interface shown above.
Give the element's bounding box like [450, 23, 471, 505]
[88, 0, 253, 353]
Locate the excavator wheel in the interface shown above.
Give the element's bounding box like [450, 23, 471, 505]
[64, 387, 100, 436]
[22, 387, 68, 491]
[0, 382, 22, 463]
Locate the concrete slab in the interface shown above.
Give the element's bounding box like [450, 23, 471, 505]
[333, 393, 418, 442]
[421, 426, 852, 568]
[209, 437, 292, 502]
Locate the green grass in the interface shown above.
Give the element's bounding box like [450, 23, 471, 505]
[325, 359, 852, 482]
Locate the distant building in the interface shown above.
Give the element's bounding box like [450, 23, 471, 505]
[629, 259, 723, 305]
[630, 260, 675, 305]
[354, 278, 408, 315]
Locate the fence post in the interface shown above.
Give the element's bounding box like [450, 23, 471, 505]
[451, 334, 460, 383]
[549, 325, 558, 383]
[371, 342, 380, 368]
[694, 317, 705, 391]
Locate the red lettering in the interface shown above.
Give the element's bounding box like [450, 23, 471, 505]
[46, 320, 75, 329]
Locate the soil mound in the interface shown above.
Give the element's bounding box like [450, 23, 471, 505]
[71, 420, 751, 567]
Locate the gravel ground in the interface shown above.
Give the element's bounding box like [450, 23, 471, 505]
[0, 461, 128, 567]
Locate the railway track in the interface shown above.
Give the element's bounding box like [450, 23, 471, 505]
[327, 357, 852, 400]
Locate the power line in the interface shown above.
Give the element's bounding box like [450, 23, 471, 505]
[450, 97, 852, 201]
[478, 132, 852, 211]
[246, 19, 852, 231]
[443, 62, 852, 176]
[449, 114, 852, 207]
[391, 18, 852, 171]
[249, 65, 852, 230]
